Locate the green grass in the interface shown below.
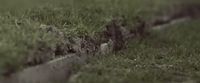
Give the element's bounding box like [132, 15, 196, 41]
[69, 20, 200, 83]
[0, 16, 58, 74]
[0, 0, 200, 82]
[0, 0, 177, 74]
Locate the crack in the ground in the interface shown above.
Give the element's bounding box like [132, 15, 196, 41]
[1, 3, 200, 83]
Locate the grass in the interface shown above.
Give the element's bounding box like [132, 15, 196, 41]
[0, 15, 58, 75]
[69, 20, 200, 83]
[0, 0, 200, 82]
[0, 0, 175, 74]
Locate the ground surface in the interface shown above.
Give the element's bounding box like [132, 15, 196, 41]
[0, 0, 200, 83]
[0, 0, 176, 75]
[69, 19, 200, 83]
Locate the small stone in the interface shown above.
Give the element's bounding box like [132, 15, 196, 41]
[100, 43, 109, 55]
[100, 39, 114, 55]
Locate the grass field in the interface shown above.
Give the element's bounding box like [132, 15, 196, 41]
[0, 0, 200, 82]
[69, 19, 200, 83]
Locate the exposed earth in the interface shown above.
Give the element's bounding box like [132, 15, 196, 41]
[0, 0, 200, 83]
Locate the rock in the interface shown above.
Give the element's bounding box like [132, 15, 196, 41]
[100, 43, 109, 55]
[1, 54, 84, 83]
[100, 39, 113, 55]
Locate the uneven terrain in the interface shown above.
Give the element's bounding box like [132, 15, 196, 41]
[0, 0, 200, 83]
